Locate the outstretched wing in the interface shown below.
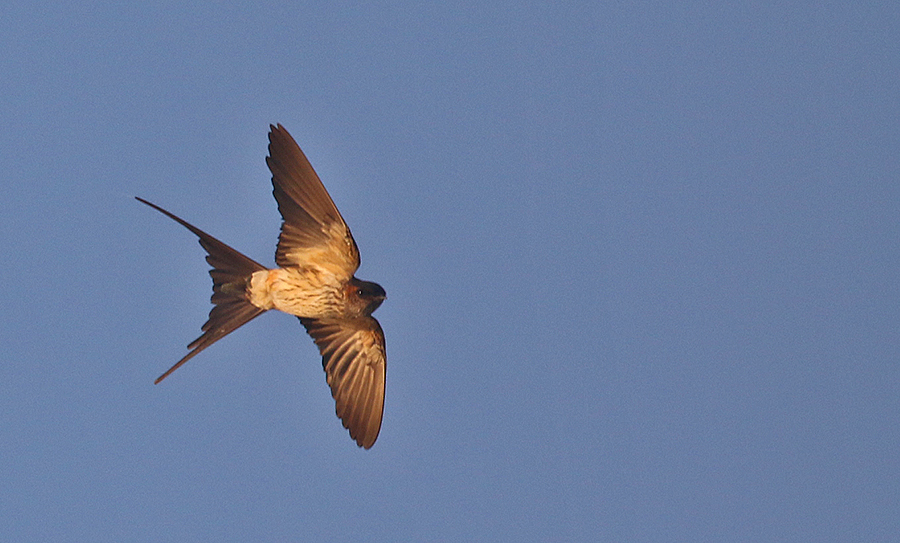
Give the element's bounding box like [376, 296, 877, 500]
[299, 316, 386, 449]
[266, 124, 360, 279]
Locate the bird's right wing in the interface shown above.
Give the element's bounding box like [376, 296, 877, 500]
[266, 124, 360, 279]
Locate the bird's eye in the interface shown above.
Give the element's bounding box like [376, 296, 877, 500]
[356, 288, 365, 296]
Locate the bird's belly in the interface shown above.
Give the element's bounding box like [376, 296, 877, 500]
[248, 268, 344, 318]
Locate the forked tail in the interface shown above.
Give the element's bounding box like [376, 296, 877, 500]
[136, 197, 268, 383]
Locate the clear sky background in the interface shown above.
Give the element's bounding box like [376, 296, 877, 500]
[2, 2, 898, 541]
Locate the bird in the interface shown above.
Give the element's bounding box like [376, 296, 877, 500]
[136, 124, 386, 449]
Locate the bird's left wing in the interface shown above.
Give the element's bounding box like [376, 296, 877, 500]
[299, 316, 386, 449]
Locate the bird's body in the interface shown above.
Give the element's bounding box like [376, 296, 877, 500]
[137, 124, 386, 449]
[248, 267, 344, 316]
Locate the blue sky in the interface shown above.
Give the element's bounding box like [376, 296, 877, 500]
[1, 2, 898, 541]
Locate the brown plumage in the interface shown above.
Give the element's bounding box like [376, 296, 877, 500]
[137, 124, 387, 449]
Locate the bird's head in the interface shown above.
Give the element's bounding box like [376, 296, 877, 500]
[348, 278, 386, 316]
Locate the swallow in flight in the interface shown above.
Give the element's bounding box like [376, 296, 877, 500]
[137, 124, 386, 448]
